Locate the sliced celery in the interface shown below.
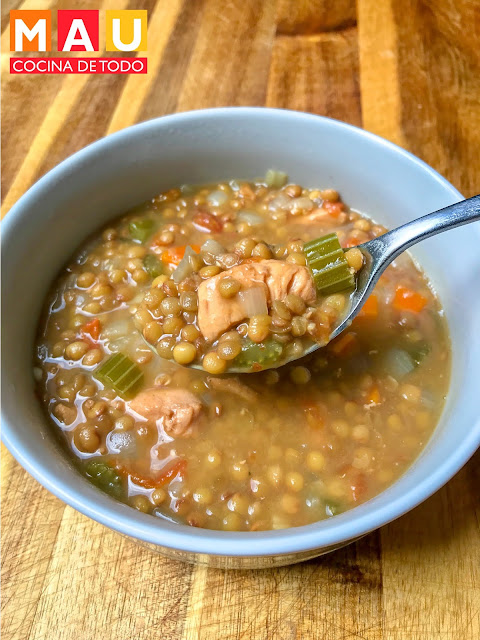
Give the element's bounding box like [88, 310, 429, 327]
[84, 459, 125, 499]
[235, 338, 284, 369]
[95, 353, 143, 398]
[265, 169, 288, 188]
[143, 254, 163, 278]
[304, 233, 355, 295]
[129, 219, 154, 243]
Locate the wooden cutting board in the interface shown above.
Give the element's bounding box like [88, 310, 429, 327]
[2, 1, 479, 638]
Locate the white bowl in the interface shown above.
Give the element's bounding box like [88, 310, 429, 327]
[2, 108, 480, 568]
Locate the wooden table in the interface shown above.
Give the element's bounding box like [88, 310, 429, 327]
[2, 1, 479, 638]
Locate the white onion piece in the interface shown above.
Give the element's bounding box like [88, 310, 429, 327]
[102, 318, 131, 339]
[201, 238, 225, 256]
[383, 348, 415, 378]
[237, 210, 263, 226]
[207, 190, 228, 206]
[102, 256, 125, 270]
[268, 194, 290, 211]
[106, 430, 136, 454]
[289, 197, 315, 212]
[172, 245, 196, 283]
[238, 287, 268, 317]
[421, 390, 437, 409]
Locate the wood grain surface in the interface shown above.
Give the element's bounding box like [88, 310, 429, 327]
[2, 1, 479, 638]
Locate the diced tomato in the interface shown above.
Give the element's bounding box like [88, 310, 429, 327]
[323, 201, 345, 217]
[114, 458, 187, 489]
[81, 317, 101, 341]
[156, 459, 187, 486]
[303, 403, 325, 429]
[192, 211, 223, 233]
[393, 285, 427, 313]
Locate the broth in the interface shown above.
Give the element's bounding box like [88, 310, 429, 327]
[34, 176, 450, 531]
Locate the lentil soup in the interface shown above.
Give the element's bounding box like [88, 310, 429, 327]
[34, 174, 450, 531]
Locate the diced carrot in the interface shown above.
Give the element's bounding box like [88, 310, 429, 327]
[192, 211, 223, 233]
[367, 385, 381, 405]
[343, 238, 359, 248]
[160, 245, 200, 267]
[81, 317, 100, 341]
[328, 332, 358, 357]
[354, 294, 378, 321]
[393, 285, 427, 313]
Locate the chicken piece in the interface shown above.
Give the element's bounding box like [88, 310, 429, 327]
[207, 376, 258, 404]
[197, 260, 315, 341]
[129, 388, 202, 437]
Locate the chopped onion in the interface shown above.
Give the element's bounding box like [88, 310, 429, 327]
[201, 238, 225, 256]
[289, 197, 315, 213]
[207, 190, 229, 206]
[421, 389, 437, 409]
[172, 245, 197, 283]
[106, 430, 136, 454]
[383, 348, 415, 378]
[268, 194, 290, 211]
[238, 287, 268, 317]
[237, 210, 263, 226]
[102, 318, 131, 339]
[101, 256, 126, 270]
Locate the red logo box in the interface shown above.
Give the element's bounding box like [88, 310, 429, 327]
[57, 10, 99, 52]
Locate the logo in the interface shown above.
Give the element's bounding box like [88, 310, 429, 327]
[9, 9, 148, 74]
[10, 10, 51, 52]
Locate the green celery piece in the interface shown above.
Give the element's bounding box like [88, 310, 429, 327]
[84, 459, 125, 499]
[265, 169, 288, 188]
[304, 233, 339, 257]
[95, 352, 143, 398]
[304, 233, 355, 295]
[143, 254, 164, 278]
[306, 248, 344, 271]
[235, 338, 284, 369]
[129, 219, 154, 243]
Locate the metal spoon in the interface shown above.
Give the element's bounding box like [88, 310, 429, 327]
[323, 193, 480, 348]
[143, 194, 480, 373]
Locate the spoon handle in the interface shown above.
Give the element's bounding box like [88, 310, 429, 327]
[363, 193, 480, 270]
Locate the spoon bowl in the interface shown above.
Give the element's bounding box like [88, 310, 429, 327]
[143, 193, 480, 374]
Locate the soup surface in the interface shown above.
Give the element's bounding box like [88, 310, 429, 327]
[34, 174, 450, 531]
